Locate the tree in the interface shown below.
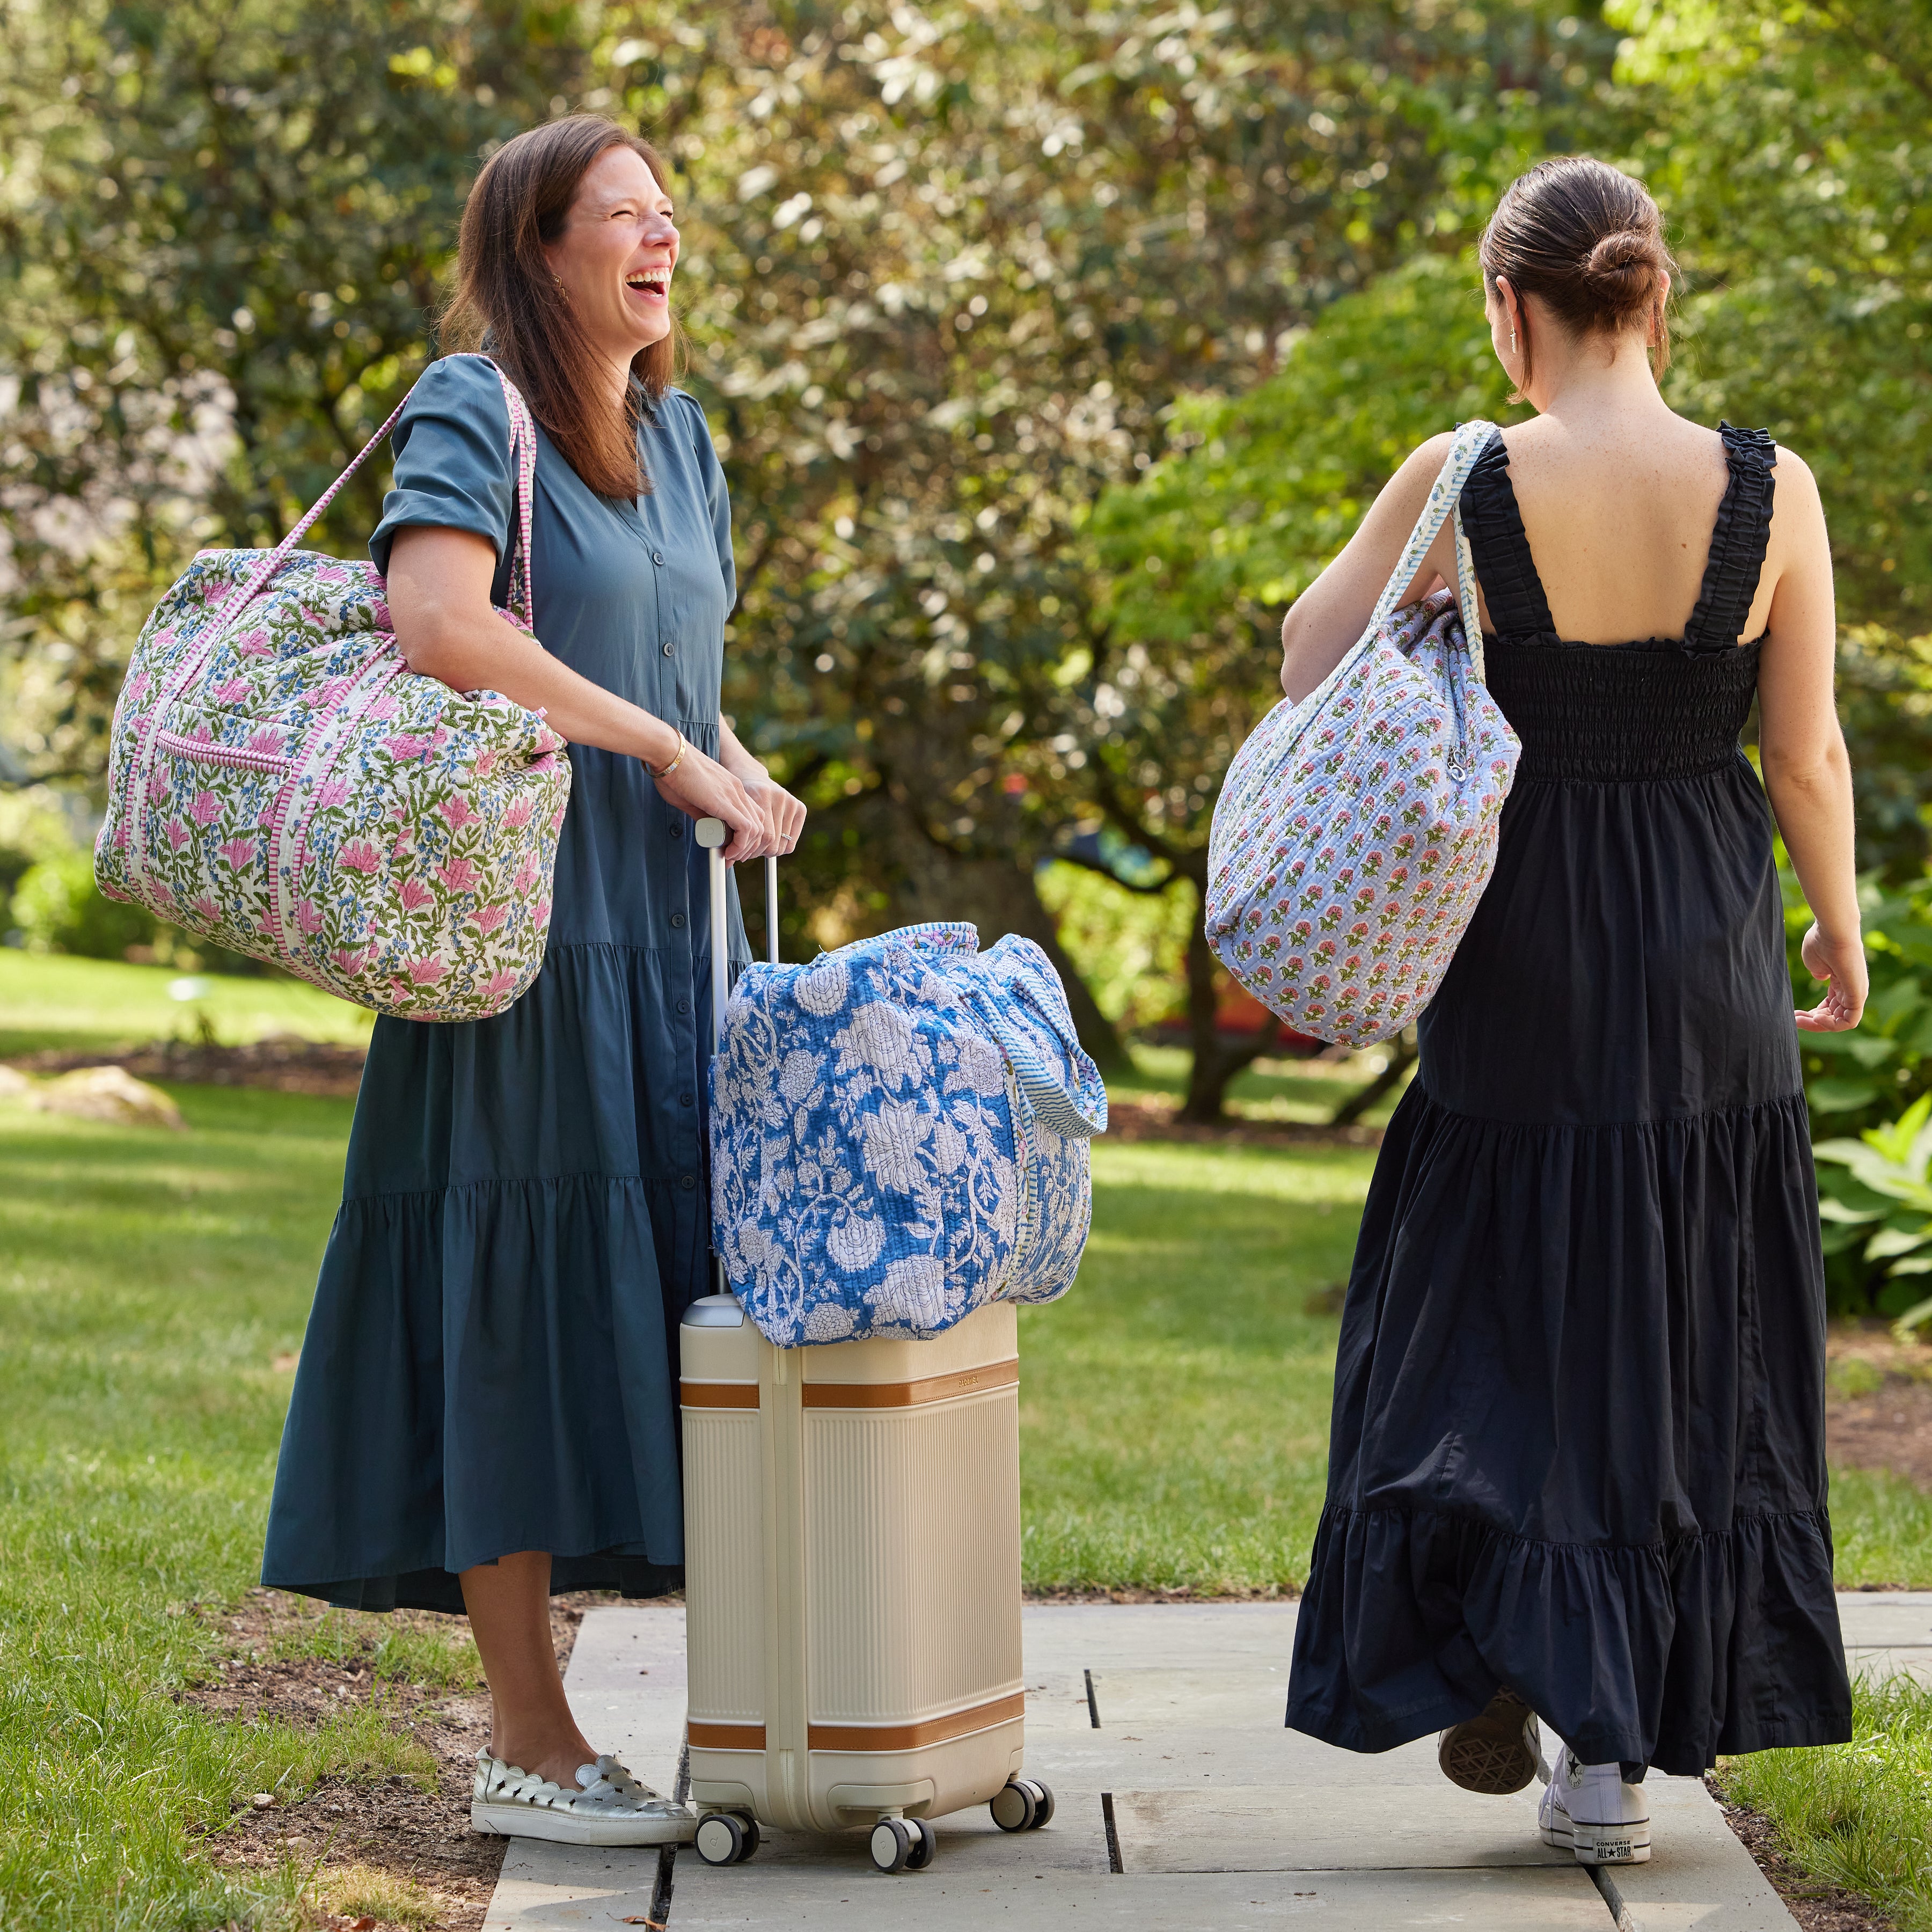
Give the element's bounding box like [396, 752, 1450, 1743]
[1084, 250, 1528, 1115]
[607, 0, 1618, 1092]
[0, 0, 590, 773]
[3, 0, 1617, 1100]
[1609, 0, 1932, 879]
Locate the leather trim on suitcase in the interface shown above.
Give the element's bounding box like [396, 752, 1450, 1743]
[799, 1359, 1020, 1410]
[689, 1720, 767, 1750]
[805, 1690, 1026, 1753]
[679, 1380, 759, 1409]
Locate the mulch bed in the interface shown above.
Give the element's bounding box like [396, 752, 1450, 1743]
[1708, 1783, 1898, 1930]
[183, 1588, 621, 1931]
[1826, 1325, 1932, 1495]
[13, 1036, 369, 1099]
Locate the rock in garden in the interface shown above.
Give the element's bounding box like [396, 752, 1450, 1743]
[35, 1066, 186, 1131]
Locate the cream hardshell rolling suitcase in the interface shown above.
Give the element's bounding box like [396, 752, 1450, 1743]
[682, 824, 1053, 1875]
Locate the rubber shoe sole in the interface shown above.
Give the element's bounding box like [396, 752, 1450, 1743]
[471, 1798, 697, 1847]
[1541, 1807, 1652, 1865]
[1439, 1688, 1541, 1796]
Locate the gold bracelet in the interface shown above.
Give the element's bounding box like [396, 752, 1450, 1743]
[647, 733, 687, 779]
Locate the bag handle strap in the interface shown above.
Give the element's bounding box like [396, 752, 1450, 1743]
[217, 352, 539, 639]
[1365, 419, 1494, 679]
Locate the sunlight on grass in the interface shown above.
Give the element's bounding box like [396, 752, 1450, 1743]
[314, 1861, 442, 1927]
[1718, 1673, 1932, 1932]
[1019, 1138, 1374, 1593]
[1831, 1467, 1932, 1588]
[0, 1084, 422, 1931]
[1117, 1041, 1412, 1128]
[0, 948, 374, 1058]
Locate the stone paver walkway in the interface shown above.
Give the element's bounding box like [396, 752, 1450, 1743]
[482, 1594, 1932, 1931]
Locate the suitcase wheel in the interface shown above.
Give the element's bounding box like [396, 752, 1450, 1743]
[695, 1811, 759, 1866]
[990, 1776, 1053, 1832]
[869, 1816, 934, 1872]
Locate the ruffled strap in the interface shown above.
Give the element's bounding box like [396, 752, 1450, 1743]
[1684, 424, 1776, 649]
[1457, 428, 1557, 639]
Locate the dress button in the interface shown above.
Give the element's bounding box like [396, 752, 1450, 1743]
[670, 912, 686, 930]
[679, 1173, 697, 1191]
[676, 999, 690, 1015]
[652, 550, 665, 566]
[668, 822, 683, 838]
[680, 1091, 694, 1107]
[662, 641, 675, 657]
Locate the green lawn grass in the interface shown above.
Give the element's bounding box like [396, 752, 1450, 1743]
[1114, 1041, 1410, 1127]
[0, 1084, 426, 1930]
[1020, 1138, 1371, 1591]
[1717, 1673, 1932, 1932]
[3, 1031, 1929, 1924]
[0, 949, 374, 1059]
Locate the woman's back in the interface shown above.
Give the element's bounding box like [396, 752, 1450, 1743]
[1487, 415, 1779, 646]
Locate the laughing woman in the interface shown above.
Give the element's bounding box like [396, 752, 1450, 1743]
[262, 118, 804, 1845]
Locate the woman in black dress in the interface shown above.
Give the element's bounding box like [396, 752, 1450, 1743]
[1276, 158, 1863, 1867]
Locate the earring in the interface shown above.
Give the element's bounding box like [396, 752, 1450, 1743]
[1510, 328, 1518, 354]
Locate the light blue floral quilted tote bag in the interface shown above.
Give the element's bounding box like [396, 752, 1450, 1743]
[708, 924, 1109, 1346]
[1205, 420, 1521, 1048]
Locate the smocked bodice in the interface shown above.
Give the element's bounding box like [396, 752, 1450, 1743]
[1461, 423, 1776, 785]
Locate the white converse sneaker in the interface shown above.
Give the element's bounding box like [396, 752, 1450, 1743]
[1439, 1687, 1542, 1794]
[1539, 1748, 1651, 1865]
[471, 1748, 697, 1846]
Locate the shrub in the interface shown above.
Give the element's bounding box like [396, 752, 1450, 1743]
[11, 852, 155, 959]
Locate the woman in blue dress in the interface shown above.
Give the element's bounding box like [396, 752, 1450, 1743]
[262, 117, 801, 1846]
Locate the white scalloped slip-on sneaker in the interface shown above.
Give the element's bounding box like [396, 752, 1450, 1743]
[471, 1748, 697, 1846]
[1539, 1748, 1651, 1865]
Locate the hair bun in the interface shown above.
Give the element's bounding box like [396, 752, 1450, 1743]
[1582, 229, 1662, 310]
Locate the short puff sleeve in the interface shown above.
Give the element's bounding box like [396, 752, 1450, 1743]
[368, 357, 517, 595]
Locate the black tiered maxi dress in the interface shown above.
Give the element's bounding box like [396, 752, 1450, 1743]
[1285, 425, 1854, 1776]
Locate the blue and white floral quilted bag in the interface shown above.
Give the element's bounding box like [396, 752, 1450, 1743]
[708, 923, 1109, 1346]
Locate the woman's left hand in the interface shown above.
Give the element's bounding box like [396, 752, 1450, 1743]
[741, 771, 807, 856]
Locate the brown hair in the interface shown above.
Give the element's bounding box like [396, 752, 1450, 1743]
[443, 116, 683, 499]
[1479, 157, 1678, 390]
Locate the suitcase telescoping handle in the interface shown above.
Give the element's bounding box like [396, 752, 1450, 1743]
[695, 819, 777, 1299]
[693, 817, 779, 1057]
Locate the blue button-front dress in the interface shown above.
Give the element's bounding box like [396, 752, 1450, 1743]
[262, 355, 747, 1611]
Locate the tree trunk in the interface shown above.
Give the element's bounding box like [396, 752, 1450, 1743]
[1179, 879, 1279, 1122]
[890, 837, 1133, 1077]
[1328, 1030, 1417, 1126]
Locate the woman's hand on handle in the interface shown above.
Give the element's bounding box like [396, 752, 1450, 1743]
[1796, 923, 1868, 1033]
[715, 719, 807, 857]
[654, 745, 766, 862]
[741, 771, 806, 855]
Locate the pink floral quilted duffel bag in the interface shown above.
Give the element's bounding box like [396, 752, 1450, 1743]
[1205, 421, 1521, 1048]
[94, 355, 571, 1022]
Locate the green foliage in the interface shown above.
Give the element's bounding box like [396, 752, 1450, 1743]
[1717, 1671, 1932, 1932]
[1789, 863, 1932, 1130]
[1093, 251, 1523, 647]
[0, 787, 83, 928]
[1035, 859, 1191, 1031]
[10, 850, 153, 959]
[0, 0, 586, 778]
[1611, 0, 1932, 879]
[1813, 1094, 1932, 1334]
